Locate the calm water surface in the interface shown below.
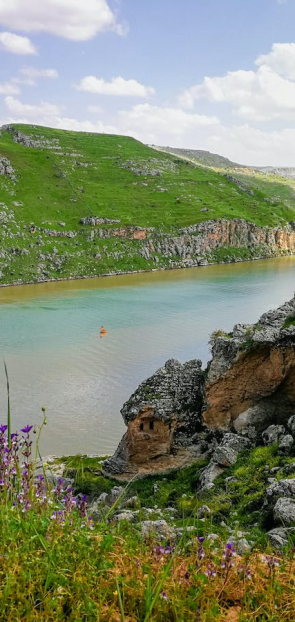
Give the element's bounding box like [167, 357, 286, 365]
[0, 257, 295, 456]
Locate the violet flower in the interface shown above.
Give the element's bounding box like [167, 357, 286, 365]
[20, 425, 33, 434]
[221, 543, 236, 571]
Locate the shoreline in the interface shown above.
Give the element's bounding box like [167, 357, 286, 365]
[1, 248, 294, 290]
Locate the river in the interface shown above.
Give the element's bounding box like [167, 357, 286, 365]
[0, 257, 294, 456]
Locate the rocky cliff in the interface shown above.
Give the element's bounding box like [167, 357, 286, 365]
[149, 219, 295, 268]
[103, 294, 295, 481]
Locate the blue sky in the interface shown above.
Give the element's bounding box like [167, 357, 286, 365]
[0, 0, 295, 165]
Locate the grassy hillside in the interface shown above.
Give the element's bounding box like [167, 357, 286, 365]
[1, 124, 295, 285]
[155, 145, 242, 168]
[158, 145, 295, 220]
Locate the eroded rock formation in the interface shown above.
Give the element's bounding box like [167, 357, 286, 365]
[102, 359, 207, 480]
[204, 296, 295, 432]
[103, 294, 295, 481]
[152, 219, 295, 266]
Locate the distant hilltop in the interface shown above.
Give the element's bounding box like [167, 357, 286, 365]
[154, 145, 243, 169]
[155, 144, 295, 180]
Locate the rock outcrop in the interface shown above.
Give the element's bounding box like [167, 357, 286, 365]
[103, 294, 295, 481]
[148, 219, 295, 267]
[5, 126, 61, 150]
[102, 359, 207, 480]
[0, 156, 16, 181]
[204, 295, 295, 432]
[80, 217, 121, 226]
[77, 218, 295, 265]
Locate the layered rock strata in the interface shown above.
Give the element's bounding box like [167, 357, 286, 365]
[151, 219, 295, 265]
[103, 294, 295, 481]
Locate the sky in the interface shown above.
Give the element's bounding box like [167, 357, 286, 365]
[0, 0, 295, 165]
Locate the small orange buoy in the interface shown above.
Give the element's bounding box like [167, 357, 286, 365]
[99, 326, 107, 338]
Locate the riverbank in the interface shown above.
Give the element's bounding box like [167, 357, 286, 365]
[1, 242, 294, 289]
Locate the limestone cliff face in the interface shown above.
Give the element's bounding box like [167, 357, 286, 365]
[148, 219, 295, 267]
[103, 295, 295, 481]
[81, 218, 295, 266]
[204, 296, 295, 432]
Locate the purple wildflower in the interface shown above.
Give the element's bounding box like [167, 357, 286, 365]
[153, 545, 165, 555]
[20, 425, 33, 434]
[221, 543, 236, 571]
[263, 556, 280, 569]
[206, 563, 216, 578]
[238, 565, 252, 579]
[78, 494, 87, 518]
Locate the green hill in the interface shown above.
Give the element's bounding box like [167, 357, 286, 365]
[1, 124, 295, 285]
[158, 145, 295, 217]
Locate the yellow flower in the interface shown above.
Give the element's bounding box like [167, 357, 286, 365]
[113, 590, 118, 596]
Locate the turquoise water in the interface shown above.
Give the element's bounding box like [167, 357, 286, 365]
[0, 257, 294, 456]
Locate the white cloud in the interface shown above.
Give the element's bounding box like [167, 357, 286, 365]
[178, 42, 295, 121]
[255, 43, 295, 80]
[3, 94, 295, 166]
[2, 95, 116, 134]
[198, 124, 295, 167]
[12, 67, 58, 87]
[5, 96, 61, 118]
[117, 103, 220, 144]
[0, 82, 20, 95]
[0, 31, 36, 55]
[112, 103, 295, 166]
[0, 0, 124, 41]
[76, 76, 155, 98]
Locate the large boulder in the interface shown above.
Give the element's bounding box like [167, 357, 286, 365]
[233, 404, 272, 435]
[266, 478, 295, 500]
[273, 498, 295, 525]
[213, 433, 251, 467]
[278, 434, 294, 456]
[141, 520, 172, 540]
[199, 462, 225, 491]
[103, 358, 206, 480]
[267, 527, 295, 549]
[262, 425, 286, 446]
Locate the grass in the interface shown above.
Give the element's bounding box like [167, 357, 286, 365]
[1, 124, 295, 285]
[1, 426, 295, 620]
[58, 444, 295, 534]
[283, 315, 295, 329]
[0, 402, 295, 620]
